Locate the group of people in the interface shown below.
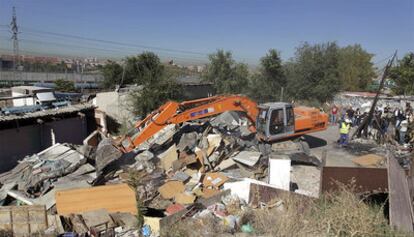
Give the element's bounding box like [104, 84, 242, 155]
[330, 102, 413, 146]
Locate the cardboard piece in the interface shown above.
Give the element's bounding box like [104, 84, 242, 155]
[207, 134, 222, 156]
[203, 172, 229, 189]
[352, 154, 384, 167]
[174, 192, 196, 204]
[55, 183, 137, 215]
[158, 181, 185, 199]
[159, 144, 178, 171]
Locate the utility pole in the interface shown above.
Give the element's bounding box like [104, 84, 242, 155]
[351, 50, 397, 140]
[10, 6, 21, 81]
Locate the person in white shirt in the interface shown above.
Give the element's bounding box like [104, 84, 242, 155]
[399, 120, 408, 144]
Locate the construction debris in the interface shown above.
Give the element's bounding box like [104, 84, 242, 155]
[0, 101, 412, 236]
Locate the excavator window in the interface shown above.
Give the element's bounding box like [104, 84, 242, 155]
[286, 106, 294, 126]
[269, 108, 284, 135]
[256, 108, 268, 134]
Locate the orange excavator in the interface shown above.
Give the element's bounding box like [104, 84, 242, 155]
[114, 95, 328, 153]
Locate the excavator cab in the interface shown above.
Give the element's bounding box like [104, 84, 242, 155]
[256, 102, 295, 141]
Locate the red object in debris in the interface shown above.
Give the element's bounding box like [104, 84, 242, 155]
[166, 203, 185, 215]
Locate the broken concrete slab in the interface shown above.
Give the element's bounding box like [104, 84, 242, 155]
[268, 158, 291, 191]
[46, 214, 65, 235]
[231, 151, 261, 167]
[158, 144, 178, 172]
[177, 131, 199, 152]
[171, 171, 190, 182]
[135, 150, 154, 162]
[138, 124, 177, 150]
[56, 183, 137, 215]
[158, 181, 185, 199]
[81, 208, 116, 231]
[271, 140, 302, 153]
[0, 205, 48, 237]
[215, 158, 237, 171]
[69, 214, 89, 234]
[110, 212, 138, 230]
[210, 111, 241, 129]
[95, 138, 123, 175]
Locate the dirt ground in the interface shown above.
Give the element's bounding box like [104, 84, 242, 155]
[291, 125, 360, 197]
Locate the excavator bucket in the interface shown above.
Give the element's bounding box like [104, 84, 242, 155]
[95, 137, 123, 175]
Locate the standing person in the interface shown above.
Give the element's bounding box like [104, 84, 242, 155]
[346, 106, 355, 126]
[341, 106, 347, 121]
[399, 120, 408, 144]
[406, 102, 413, 115]
[339, 118, 351, 147]
[394, 107, 404, 127]
[331, 104, 338, 125]
[354, 108, 362, 126]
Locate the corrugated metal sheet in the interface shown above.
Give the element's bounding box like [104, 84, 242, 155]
[36, 92, 56, 102]
[0, 103, 95, 122]
[320, 166, 388, 193]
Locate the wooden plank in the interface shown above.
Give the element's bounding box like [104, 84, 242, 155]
[55, 183, 137, 216]
[388, 155, 414, 232]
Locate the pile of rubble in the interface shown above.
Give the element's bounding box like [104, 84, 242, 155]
[0, 112, 326, 236]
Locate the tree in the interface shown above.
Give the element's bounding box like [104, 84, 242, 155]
[389, 52, 414, 95]
[338, 45, 376, 91]
[203, 50, 249, 94]
[125, 52, 165, 85]
[54, 79, 75, 92]
[126, 52, 182, 116]
[249, 49, 286, 102]
[101, 61, 124, 89]
[286, 42, 341, 103]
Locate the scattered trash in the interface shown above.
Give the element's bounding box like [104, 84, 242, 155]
[241, 223, 254, 233]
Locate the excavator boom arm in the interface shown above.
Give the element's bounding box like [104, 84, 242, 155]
[118, 95, 259, 152]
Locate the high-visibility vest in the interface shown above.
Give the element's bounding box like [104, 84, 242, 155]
[340, 122, 350, 134]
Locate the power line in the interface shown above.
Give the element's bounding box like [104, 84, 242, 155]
[18, 34, 208, 60]
[20, 26, 209, 57]
[17, 38, 207, 62]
